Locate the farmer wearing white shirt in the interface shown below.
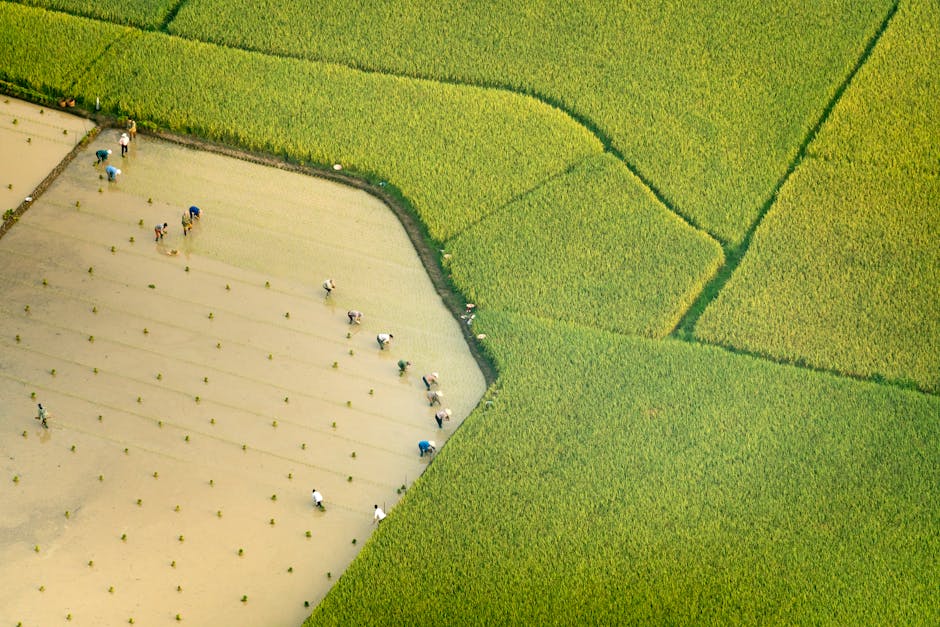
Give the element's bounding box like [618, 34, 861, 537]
[434, 408, 451, 429]
[322, 278, 336, 295]
[376, 333, 393, 350]
[373, 504, 386, 524]
[311, 489, 324, 510]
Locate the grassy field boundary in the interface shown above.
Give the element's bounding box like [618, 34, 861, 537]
[670, 0, 900, 340]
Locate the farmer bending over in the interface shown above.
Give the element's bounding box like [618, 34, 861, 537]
[422, 372, 439, 390]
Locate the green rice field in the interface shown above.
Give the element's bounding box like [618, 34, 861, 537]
[1, 0, 937, 623]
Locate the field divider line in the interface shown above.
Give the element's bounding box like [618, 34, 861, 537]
[0, 326, 434, 439]
[156, 22, 716, 246]
[0, 368, 413, 485]
[669, 0, 901, 340]
[441, 155, 598, 243]
[67, 29, 135, 96]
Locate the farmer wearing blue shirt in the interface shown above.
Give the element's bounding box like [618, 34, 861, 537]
[105, 165, 121, 181]
[95, 149, 111, 164]
[188, 205, 201, 220]
[418, 440, 436, 457]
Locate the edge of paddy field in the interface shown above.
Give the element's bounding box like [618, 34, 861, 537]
[0, 100, 499, 391]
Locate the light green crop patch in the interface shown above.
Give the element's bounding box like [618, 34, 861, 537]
[810, 0, 940, 175]
[310, 311, 940, 625]
[0, 3, 129, 93]
[169, 0, 893, 244]
[696, 0, 940, 393]
[12, 0, 176, 28]
[447, 153, 722, 338]
[696, 162, 940, 392]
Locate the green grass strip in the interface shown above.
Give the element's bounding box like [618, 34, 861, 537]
[310, 311, 940, 625]
[447, 153, 723, 337]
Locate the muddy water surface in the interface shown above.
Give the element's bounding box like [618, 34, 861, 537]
[0, 120, 485, 626]
[0, 98, 94, 212]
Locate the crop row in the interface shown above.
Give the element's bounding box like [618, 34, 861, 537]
[0, 3, 603, 242]
[165, 0, 893, 244]
[310, 310, 940, 624]
[446, 154, 723, 338]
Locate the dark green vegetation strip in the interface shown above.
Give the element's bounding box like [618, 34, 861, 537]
[447, 154, 723, 338]
[72, 29, 602, 242]
[0, 3, 127, 91]
[10, 0, 174, 28]
[696, 0, 940, 394]
[311, 311, 940, 625]
[168, 0, 893, 244]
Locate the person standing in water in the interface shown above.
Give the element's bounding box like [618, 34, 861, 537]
[36, 403, 48, 429]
